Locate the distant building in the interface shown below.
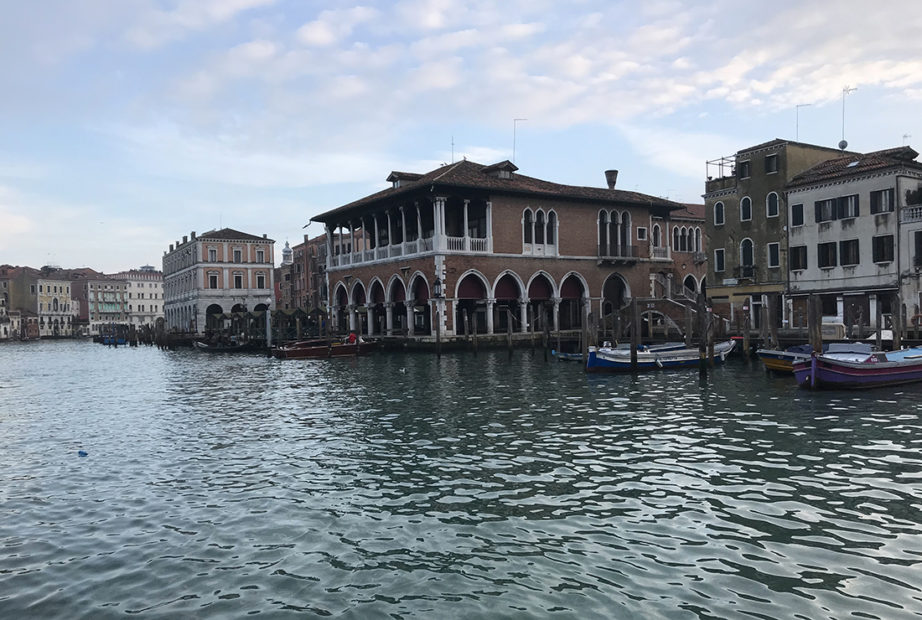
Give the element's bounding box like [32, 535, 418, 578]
[704, 139, 851, 329]
[58, 268, 128, 336]
[110, 266, 164, 329]
[162, 228, 275, 334]
[0, 265, 78, 338]
[786, 145, 922, 326]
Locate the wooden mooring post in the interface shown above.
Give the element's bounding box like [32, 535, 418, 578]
[630, 299, 640, 372]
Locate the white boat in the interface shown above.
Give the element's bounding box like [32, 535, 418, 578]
[586, 340, 736, 372]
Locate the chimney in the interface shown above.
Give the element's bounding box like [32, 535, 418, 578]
[263, 233, 267, 238]
[605, 170, 618, 189]
[169, 244, 174, 252]
[191, 231, 196, 239]
[182, 235, 188, 244]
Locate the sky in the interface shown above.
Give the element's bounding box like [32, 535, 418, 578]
[2, 0, 921, 273]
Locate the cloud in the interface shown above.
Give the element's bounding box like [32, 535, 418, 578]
[296, 6, 378, 47]
[125, 0, 276, 49]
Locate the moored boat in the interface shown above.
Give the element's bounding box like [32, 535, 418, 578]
[793, 343, 922, 389]
[273, 338, 377, 359]
[586, 340, 736, 372]
[194, 340, 259, 353]
[756, 344, 813, 373]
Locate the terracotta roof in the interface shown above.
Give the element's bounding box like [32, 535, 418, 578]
[313, 159, 684, 222]
[198, 228, 272, 242]
[669, 203, 705, 220]
[789, 146, 921, 188]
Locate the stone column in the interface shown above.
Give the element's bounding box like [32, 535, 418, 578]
[386, 211, 393, 248]
[486, 201, 493, 253]
[463, 199, 470, 250]
[400, 207, 406, 251]
[366, 306, 374, 336]
[406, 302, 415, 337]
[385, 302, 394, 335]
[486, 298, 495, 335]
[519, 298, 529, 333]
[347, 304, 356, 331]
[552, 297, 561, 332]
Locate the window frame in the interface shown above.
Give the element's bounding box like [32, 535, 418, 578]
[714, 201, 725, 226]
[818, 241, 838, 269]
[740, 196, 752, 222]
[872, 235, 895, 263]
[839, 239, 860, 266]
[714, 248, 725, 273]
[766, 192, 779, 218]
[765, 154, 778, 174]
[791, 203, 804, 227]
[767, 242, 780, 268]
[790, 245, 808, 271]
[870, 188, 895, 214]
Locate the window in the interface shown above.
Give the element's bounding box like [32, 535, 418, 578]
[768, 242, 780, 268]
[766, 192, 779, 218]
[523, 209, 533, 243]
[815, 198, 836, 222]
[870, 189, 895, 214]
[547, 211, 557, 244]
[791, 203, 804, 227]
[233, 249, 242, 263]
[738, 160, 751, 179]
[256, 249, 264, 263]
[208, 248, 217, 261]
[790, 246, 807, 270]
[652, 224, 661, 247]
[714, 201, 725, 225]
[208, 273, 218, 289]
[873, 235, 894, 263]
[765, 154, 778, 174]
[257, 273, 266, 289]
[740, 239, 754, 275]
[714, 248, 725, 272]
[740, 197, 752, 221]
[818, 242, 837, 268]
[535, 211, 546, 244]
[839, 239, 859, 266]
[234, 273, 243, 289]
[837, 194, 859, 219]
[637, 227, 647, 241]
[914, 231, 922, 267]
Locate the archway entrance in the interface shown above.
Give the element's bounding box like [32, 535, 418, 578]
[559, 274, 585, 330]
[455, 274, 488, 335]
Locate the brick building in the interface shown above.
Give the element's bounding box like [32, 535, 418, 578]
[311, 160, 698, 339]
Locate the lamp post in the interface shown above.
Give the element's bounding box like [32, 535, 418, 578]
[433, 277, 443, 358]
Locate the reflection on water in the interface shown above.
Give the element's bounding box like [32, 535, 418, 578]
[1, 341, 922, 618]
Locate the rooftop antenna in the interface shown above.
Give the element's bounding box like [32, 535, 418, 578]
[904, 133, 912, 145]
[795, 103, 811, 140]
[839, 85, 857, 150]
[513, 118, 527, 163]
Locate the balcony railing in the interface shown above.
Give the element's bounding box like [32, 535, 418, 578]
[598, 245, 637, 259]
[901, 204, 922, 223]
[652, 246, 670, 259]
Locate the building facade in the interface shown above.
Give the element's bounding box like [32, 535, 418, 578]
[705, 139, 852, 329]
[0, 265, 79, 338]
[786, 146, 922, 326]
[111, 266, 164, 329]
[312, 160, 700, 339]
[162, 228, 276, 334]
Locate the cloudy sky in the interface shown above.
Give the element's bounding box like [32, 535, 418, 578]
[2, 0, 921, 272]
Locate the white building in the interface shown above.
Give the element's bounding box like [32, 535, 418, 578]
[163, 229, 275, 334]
[787, 146, 922, 325]
[36, 275, 77, 337]
[111, 266, 164, 329]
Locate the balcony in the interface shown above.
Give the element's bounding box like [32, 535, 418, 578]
[901, 204, 922, 223]
[734, 265, 756, 280]
[598, 245, 638, 263]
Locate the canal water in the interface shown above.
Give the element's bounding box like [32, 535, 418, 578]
[1, 341, 921, 619]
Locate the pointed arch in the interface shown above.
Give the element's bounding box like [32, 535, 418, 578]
[492, 270, 526, 300]
[386, 274, 407, 303]
[526, 271, 557, 299]
[454, 270, 489, 299]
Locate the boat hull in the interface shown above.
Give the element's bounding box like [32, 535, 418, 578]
[273, 340, 377, 359]
[794, 353, 922, 389]
[586, 340, 735, 372]
[756, 349, 810, 373]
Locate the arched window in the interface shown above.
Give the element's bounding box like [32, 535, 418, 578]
[741, 238, 754, 276]
[714, 201, 725, 225]
[523, 209, 533, 244]
[681, 228, 689, 252]
[535, 210, 546, 244]
[547, 211, 557, 244]
[740, 197, 752, 221]
[673, 227, 680, 250]
[695, 228, 702, 252]
[766, 192, 779, 218]
[652, 224, 661, 247]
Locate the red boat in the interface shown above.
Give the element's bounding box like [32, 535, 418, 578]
[272, 338, 377, 359]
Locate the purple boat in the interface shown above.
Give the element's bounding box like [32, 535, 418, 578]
[793, 343, 922, 389]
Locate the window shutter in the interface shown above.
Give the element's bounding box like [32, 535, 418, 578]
[814, 202, 821, 223]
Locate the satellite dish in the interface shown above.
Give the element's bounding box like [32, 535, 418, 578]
[838, 139, 848, 150]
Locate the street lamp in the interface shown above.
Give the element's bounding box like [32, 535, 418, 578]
[433, 277, 443, 357]
[433, 277, 443, 299]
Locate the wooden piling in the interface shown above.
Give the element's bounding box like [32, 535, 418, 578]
[506, 308, 513, 359]
[696, 293, 707, 373]
[893, 293, 903, 351]
[875, 300, 883, 351]
[742, 304, 751, 358]
[685, 303, 693, 348]
[630, 299, 640, 372]
[768, 294, 779, 350]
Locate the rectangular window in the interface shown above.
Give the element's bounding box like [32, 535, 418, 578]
[233, 249, 242, 263]
[209, 274, 218, 289]
[234, 273, 243, 289]
[256, 249, 264, 263]
[738, 160, 751, 179]
[208, 248, 217, 261]
[836, 194, 859, 219]
[873, 235, 894, 263]
[790, 246, 807, 270]
[637, 227, 647, 240]
[818, 242, 837, 268]
[815, 199, 836, 222]
[791, 203, 804, 227]
[768, 242, 780, 268]
[765, 154, 778, 174]
[870, 189, 895, 214]
[257, 274, 265, 289]
[714, 248, 725, 273]
[839, 239, 859, 266]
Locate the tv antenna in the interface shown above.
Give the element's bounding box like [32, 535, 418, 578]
[839, 85, 857, 150]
